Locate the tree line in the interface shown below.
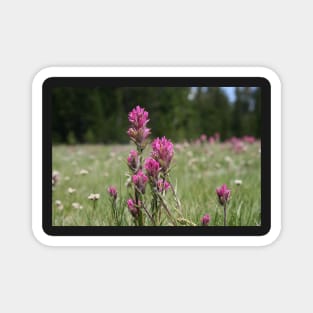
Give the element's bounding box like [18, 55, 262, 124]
[52, 86, 261, 144]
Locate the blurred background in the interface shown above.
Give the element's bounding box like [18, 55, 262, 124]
[52, 86, 261, 144]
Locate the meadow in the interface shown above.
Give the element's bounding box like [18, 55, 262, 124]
[52, 139, 261, 226]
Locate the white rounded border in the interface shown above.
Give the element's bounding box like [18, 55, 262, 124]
[32, 66, 281, 246]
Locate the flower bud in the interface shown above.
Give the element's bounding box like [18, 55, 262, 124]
[127, 150, 139, 172]
[107, 186, 117, 199]
[216, 184, 231, 205]
[132, 170, 148, 194]
[201, 214, 211, 225]
[127, 198, 139, 218]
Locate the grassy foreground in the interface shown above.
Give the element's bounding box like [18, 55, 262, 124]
[52, 142, 261, 226]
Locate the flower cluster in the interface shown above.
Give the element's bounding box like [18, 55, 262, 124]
[127, 150, 139, 172]
[123, 106, 177, 225]
[216, 184, 231, 226]
[216, 184, 231, 206]
[201, 213, 211, 225]
[144, 157, 160, 181]
[127, 199, 139, 218]
[196, 132, 220, 145]
[105, 105, 239, 227]
[151, 136, 174, 173]
[157, 179, 170, 193]
[226, 135, 257, 153]
[132, 170, 148, 194]
[127, 105, 151, 149]
[107, 186, 117, 199]
[242, 135, 256, 144]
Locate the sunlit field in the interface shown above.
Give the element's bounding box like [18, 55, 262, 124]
[52, 140, 261, 226]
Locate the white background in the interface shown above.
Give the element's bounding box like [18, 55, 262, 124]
[0, 0, 311, 312]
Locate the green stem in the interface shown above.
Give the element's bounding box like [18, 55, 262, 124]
[135, 190, 143, 226]
[168, 177, 182, 213]
[142, 202, 155, 225]
[157, 194, 177, 226]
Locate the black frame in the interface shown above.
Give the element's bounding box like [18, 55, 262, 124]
[43, 77, 271, 236]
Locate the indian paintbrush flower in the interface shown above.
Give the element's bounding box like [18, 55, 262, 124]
[242, 135, 256, 144]
[151, 136, 174, 173]
[132, 170, 148, 194]
[201, 213, 211, 225]
[216, 184, 231, 206]
[127, 127, 151, 146]
[127, 106, 151, 148]
[127, 150, 139, 172]
[107, 186, 117, 199]
[144, 157, 160, 180]
[128, 105, 150, 129]
[127, 198, 139, 218]
[216, 184, 231, 226]
[157, 179, 171, 193]
[200, 134, 207, 143]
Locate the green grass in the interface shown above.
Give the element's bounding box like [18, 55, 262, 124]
[52, 142, 261, 226]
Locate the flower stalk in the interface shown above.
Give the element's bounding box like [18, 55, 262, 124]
[216, 184, 231, 226]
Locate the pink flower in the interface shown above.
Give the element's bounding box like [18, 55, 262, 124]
[233, 141, 245, 153]
[127, 127, 151, 146]
[242, 136, 256, 144]
[132, 170, 148, 193]
[200, 134, 207, 143]
[201, 213, 211, 225]
[229, 137, 245, 153]
[127, 198, 139, 218]
[127, 150, 139, 172]
[128, 105, 149, 129]
[157, 179, 171, 192]
[144, 157, 160, 180]
[229, 136, 239, 144]
[151, 136, 174, 172]
[107, 186, 117, 199]
[195, 139, 201, 145]
[127, 106, 151, 147]
[216, 184, 231, 205]
[208, 136, 215, 144]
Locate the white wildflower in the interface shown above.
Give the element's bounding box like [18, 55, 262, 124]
[88, 193, 100, 201]
[68, 187, 76, 194]
[55, 200, 64, 210]
[72, 202, 83, 209]
[52, 171, 60, 185]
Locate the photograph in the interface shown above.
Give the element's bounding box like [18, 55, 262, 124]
[51, 86, 261, 227]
